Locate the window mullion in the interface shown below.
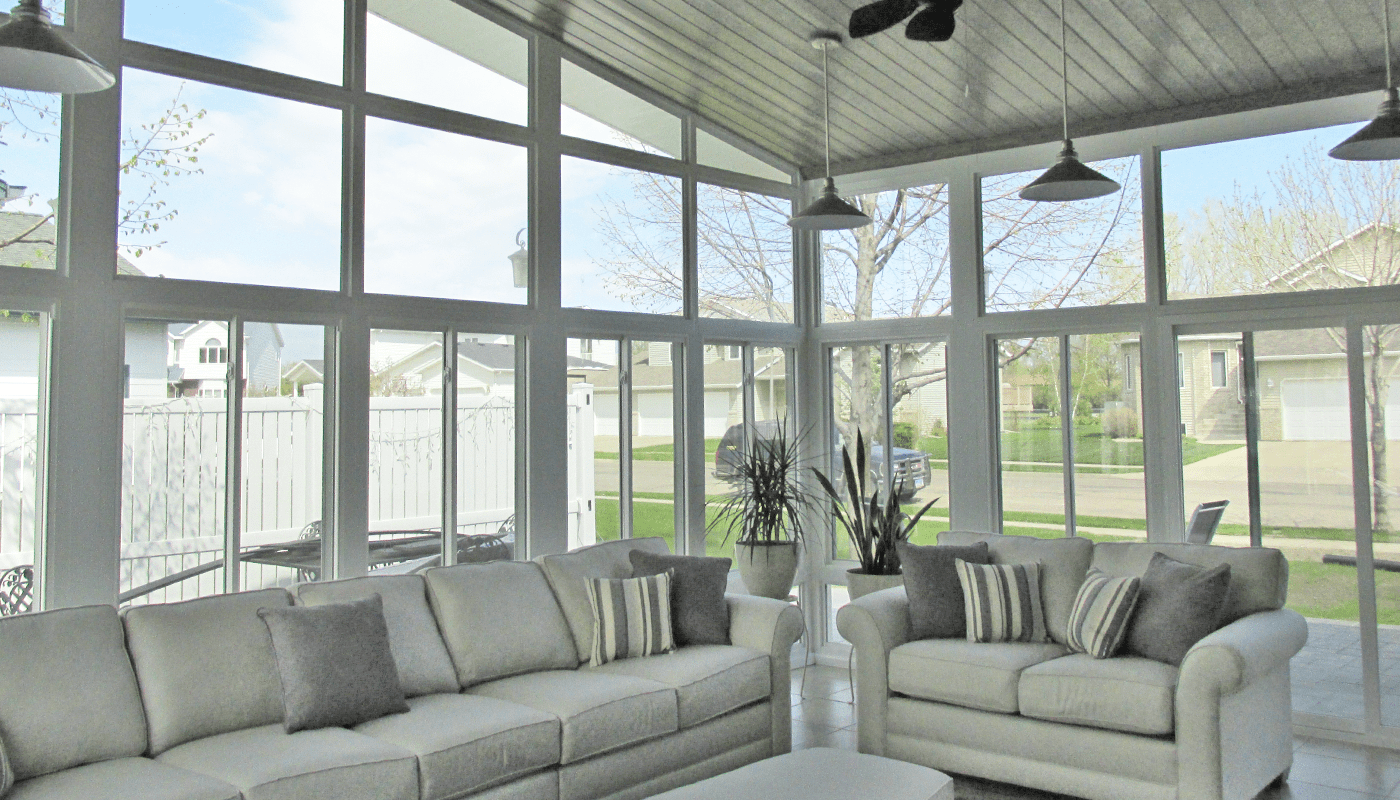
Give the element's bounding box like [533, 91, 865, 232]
[1059, 335, 1076, 537]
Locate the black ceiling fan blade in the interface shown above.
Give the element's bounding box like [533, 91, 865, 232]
[849, 0, 921, 39]
[905, 5, 957, 41]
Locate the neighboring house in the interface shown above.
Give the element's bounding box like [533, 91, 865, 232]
[0, 211, 165, 399]
[370, 337, 610, 398]
[282, 359, 324, 396]
[1264, 222, 1399, 294]
[167, 321, 284, 397]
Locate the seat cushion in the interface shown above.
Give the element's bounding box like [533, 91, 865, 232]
[155, 724, 418, 800]
[888, 639, 1068, 713]
[467, 669, 678, 764]
[939, 532, 1093, 646]
[354, 693, 560, 800]
[536, 537, 672, 663]
[0, 605, 149, 780]
[295, 574, 460, 696]
[424, 561, 579, 686]
[7, 757, 241, 800]
[123, 588, 292, 754]
[588, 645, 770, 728]
[1018, 653, 1179, 736]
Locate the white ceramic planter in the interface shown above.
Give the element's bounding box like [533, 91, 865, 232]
[735, 541, 800, 600]
[846, 569, 904, 600]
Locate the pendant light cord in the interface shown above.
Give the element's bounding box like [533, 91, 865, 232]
[1060, 0, 1069, 142]
[823, 41, 833, 180]
[1386, 0, 1394, 90]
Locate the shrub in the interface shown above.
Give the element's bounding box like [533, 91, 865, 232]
[893, 421, 917, 449]
[1101, 407, 1140, 439]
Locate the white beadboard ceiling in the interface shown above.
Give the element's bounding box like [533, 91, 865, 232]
[477, 0, 1389, 178]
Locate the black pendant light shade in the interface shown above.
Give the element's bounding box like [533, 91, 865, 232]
[789, 33, 872, 231]
[1330, 88, 1400, 161]
[0, 0, 114, 93]
[790, 177, 872, 230]
[1019, 140, 1121, 202]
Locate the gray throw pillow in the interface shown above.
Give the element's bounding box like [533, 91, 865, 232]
[1125, 551, 1233, 666]
[0, 729, 11, 797]
[258, 594, 409, 733]
[897, 541, 990, 639]
[630, 550, 732, 646]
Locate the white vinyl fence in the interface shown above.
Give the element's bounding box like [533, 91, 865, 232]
[0, 387, 597, 608]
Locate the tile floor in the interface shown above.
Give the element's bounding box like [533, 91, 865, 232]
[790, 664, 1400, 799]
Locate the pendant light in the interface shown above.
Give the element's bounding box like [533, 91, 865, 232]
[0, 0, 114, 94]
[1019, 0, 1119, 202]
[1330, 0, 1400, 160]
[789, 33, 872, 230]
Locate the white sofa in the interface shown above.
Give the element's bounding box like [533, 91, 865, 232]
[0, 537, 803, 800]
[836, 532, 1308, 800]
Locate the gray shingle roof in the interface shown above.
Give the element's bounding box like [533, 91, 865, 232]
[0, 211, 144, 275]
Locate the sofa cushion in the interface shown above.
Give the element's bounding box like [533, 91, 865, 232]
[258, 595, 409, 732]
[1090, 541, 1285, 623]
[7, 757, 240, 800]
[155, 724, 418, 800]
[939, 532, 1093, 646]
[888, 638, 1068, 713]
[588, 644, 770, 728]
[0, 734, 10, 796]
[1065, 570, 1141, 659]
[537, 537, 672, 663]
[956, 559, 1049, 643]
[468, 669, 678, 764]
[897, 541, 989, 639]
[424, 560, 578, 687]
[1125, 552, 1232, 666]
[0, 605, 149, 780]
[587, 571, 676, 666]
[630, 550, 732, 646]
[1018, 653, 1179, 736]
[354, 693, 560, 800]
[295, 574, 459, 696]
[123, 588, 292, 755]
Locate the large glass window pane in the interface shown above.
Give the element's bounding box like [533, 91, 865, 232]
[119, 70, 341, 290]
[124, 0, 343, 84]
[981, 158, 1144, 313]
[632, 341, 676, 546]
[1162, 122, 1400, 301]
[239, 324, 325, 589]
[704, 344, 743, 553]
[561, 157, 682, 315]
[455, 333, 516, 560]
[1177, 334, 1247, 519]
[830, 345, 885, 560]
[0, 88, 61, 270]
[365, 119, 527, 303]
[561, 61, 681, 159]
[891, 342, 948, 545]
[368, 0, 527, 125]
[368, 328, 443, 565]
[121, 319, 228, 606]
[822, 184, 951, 321]
[997, 337, 1065, 536]
[568, 338, 617, 546]
[0, 310, 43, 615]
[1068, 333, 1145, 539]
[698, 186, 793, 321]
[697, 130, 789, 183]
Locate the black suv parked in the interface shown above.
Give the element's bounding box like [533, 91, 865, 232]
[713, 420, 930, 503]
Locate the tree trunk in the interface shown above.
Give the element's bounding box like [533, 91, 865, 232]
[1370, 332, 1391, 534]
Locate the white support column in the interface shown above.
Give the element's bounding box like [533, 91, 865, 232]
[682, 334, 706, 555]
[224, 317, 244, 594]
[43, 0, 125, 609]
[945, 166, 999, 532]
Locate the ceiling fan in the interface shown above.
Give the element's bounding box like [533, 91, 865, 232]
[848, 0, 964, 42]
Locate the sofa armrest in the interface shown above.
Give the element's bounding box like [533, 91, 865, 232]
[834, 586, 910, 756]
[1176, 608, 1308, 800]
[726, 593, 804, 753]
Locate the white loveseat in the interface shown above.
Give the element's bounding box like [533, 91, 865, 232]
[836, 532, 1307, 800]
[0, 537, 803, 800]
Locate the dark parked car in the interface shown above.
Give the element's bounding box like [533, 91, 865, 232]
[713, 421, 930, 503]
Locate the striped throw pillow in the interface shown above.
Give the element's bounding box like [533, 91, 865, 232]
[586, 570, 676, 666]
[1067, 570, 1142, 659]
[955, 559, 1049, 644]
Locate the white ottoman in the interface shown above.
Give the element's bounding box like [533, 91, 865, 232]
[648, 748, 954, 800]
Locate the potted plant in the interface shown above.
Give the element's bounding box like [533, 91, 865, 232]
[708, 421, 815, 599]
[814, 430, 939, 599]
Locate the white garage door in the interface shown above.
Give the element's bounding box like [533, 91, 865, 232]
[1281, 379, 1350, 440]
[636, 393, 673, 436]
[704, 391, 735, 437]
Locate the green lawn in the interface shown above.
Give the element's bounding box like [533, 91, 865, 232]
[917, 431, 1239, 468]
[596, 439, 723, 462]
